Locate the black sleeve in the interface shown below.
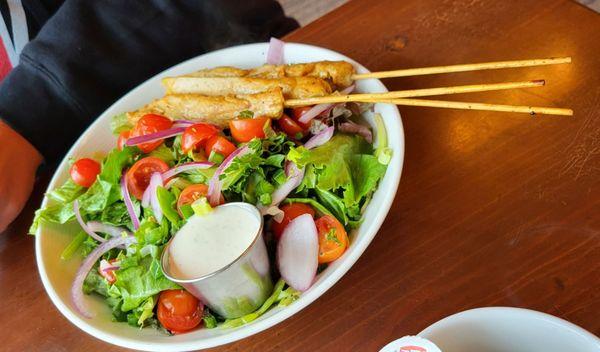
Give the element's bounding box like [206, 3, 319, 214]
[0, 0, 298, 165]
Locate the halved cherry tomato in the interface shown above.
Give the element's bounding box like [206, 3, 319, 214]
[117, 130, 130, 150]
[271, 203, 315, 241]
[176, 184, 223, 215]
[70, 158, 101, 188]
[98, 259, 119, 284]
[315, 215, 348, 264]
[177, 184, 208, 213]
[291, 106, 314, 130]
[130, 114, 173, 153]
[157, 289, 203, 334]
[181, 123, 219, 154]
[276, 114, 306, 139]
[125, 157, 169, 199]
[204, 135, 237, 158]
[229, 117, 270, 143]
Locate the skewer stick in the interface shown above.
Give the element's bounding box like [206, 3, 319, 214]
[365, 98, 573, 116]
[351, 57, 571, 80]
[284, 80, 545, 107]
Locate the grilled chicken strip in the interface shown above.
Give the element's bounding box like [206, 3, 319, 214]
[187, 61, 355, 89]
[162, 76, 333, 99]
[127, 89, 284, 128]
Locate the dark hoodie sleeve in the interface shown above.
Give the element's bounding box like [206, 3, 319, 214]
[0, 0, 298, 165]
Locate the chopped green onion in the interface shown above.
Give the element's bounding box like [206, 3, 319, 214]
[374, 113, 392, 165]
[191, 197, 213, 216]
[208, 151, 224, 164]
[179, 204, 194, 219]
[202, 310, 218, 328]
[61, 231, 88, 260]
[221, 279, 285, 328]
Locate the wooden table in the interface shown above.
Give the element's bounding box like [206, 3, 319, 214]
[2, 0, 599, 350]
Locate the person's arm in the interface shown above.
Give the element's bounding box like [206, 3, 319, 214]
[0, 121, 42, 232]
[0, 0, 298, 232]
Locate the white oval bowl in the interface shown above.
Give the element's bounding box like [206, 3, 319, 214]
[35, 43, 405, 351]
[419, 307, 600, 352]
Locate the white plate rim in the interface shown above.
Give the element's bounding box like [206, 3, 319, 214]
[418, 306, 600, 348]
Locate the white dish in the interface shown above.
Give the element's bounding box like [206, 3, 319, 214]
[419, 307, 600, 352]
[35, 42, 405, 351]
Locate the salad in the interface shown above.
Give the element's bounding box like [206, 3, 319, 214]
[31, 44, 392, 335]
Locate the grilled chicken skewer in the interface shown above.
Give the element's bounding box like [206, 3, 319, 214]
[166, 57, 570, 95]
[127, 89, 284, 128]
[162, 76, 333, 99]
[182, 60, 355, 89]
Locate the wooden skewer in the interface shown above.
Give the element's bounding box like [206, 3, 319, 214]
[362, 98, 573, 116]
[351, 57, 571, 80]
[284, 80, 545, 107]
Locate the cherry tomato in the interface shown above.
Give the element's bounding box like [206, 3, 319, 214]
[229, 117, 270, 143]
[177, 184, 209, 213]
[291, 106, 314, 129]
[276, 114, 306, 139]
[181, 123, 219, 154]
[98, 259, 119, 284]
[271, 203, 315, 241]
[125, 157, 169, 199]
[129, 114, 173, 153]
[315, 215, 348, 263]
[157, 289, 203, 333]
[204, 135, 237, 158]
[70, 158, 101, 188]
[117, 130, 131, 150]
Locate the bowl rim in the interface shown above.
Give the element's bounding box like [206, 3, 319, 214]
[418, 306, 600, 347]
[35, 42, 405, 351]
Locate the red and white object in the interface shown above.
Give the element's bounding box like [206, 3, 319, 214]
[379, 336, 442, 352]
[276, 214, 319, 291]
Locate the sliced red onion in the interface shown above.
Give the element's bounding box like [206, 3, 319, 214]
[266, 37, 285, 65]
[269, 168, 305, 209]
[120, 172, 140, 230]
[125, 126, 185, 147]
[207, 145, 251, 206]
[87, 221, 131, 238]
[173, 119, 194, 125]
[141, 186, 151, 208]
[304, 126, 334, 150]
[276, 214, 319, 291]
[73, 200, 106, 243]
[172, 120, 195, 128]
[339, 121, 373, 143]
[71, 235, 136, 318]
[148, 172, 164, 223]
[298, 85, 355, 124]
[99, 259, 120, 273]
[261, 205, 284, 223]
[161, 161, 214, 180]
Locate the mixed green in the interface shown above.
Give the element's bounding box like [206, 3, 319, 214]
[31, 103, 391, 333]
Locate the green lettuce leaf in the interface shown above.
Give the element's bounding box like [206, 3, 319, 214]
[156, 186, 181, 226]
[99, 146, 136, 184]
[134, 217, 170, 245]
[47, 179, 85, 203]
[113, 254, 179, 312]
[148, 144, 176, 165]
[111, 113, 133, 135]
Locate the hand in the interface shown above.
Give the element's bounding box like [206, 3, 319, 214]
[0, 121, 42, 233]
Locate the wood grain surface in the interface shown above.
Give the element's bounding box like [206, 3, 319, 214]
[1, 0, 599, 351]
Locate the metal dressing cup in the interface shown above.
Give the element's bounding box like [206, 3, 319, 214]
[161, 202, 273, 319]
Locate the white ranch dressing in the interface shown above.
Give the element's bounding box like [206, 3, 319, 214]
[168, 205, 260, 280]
